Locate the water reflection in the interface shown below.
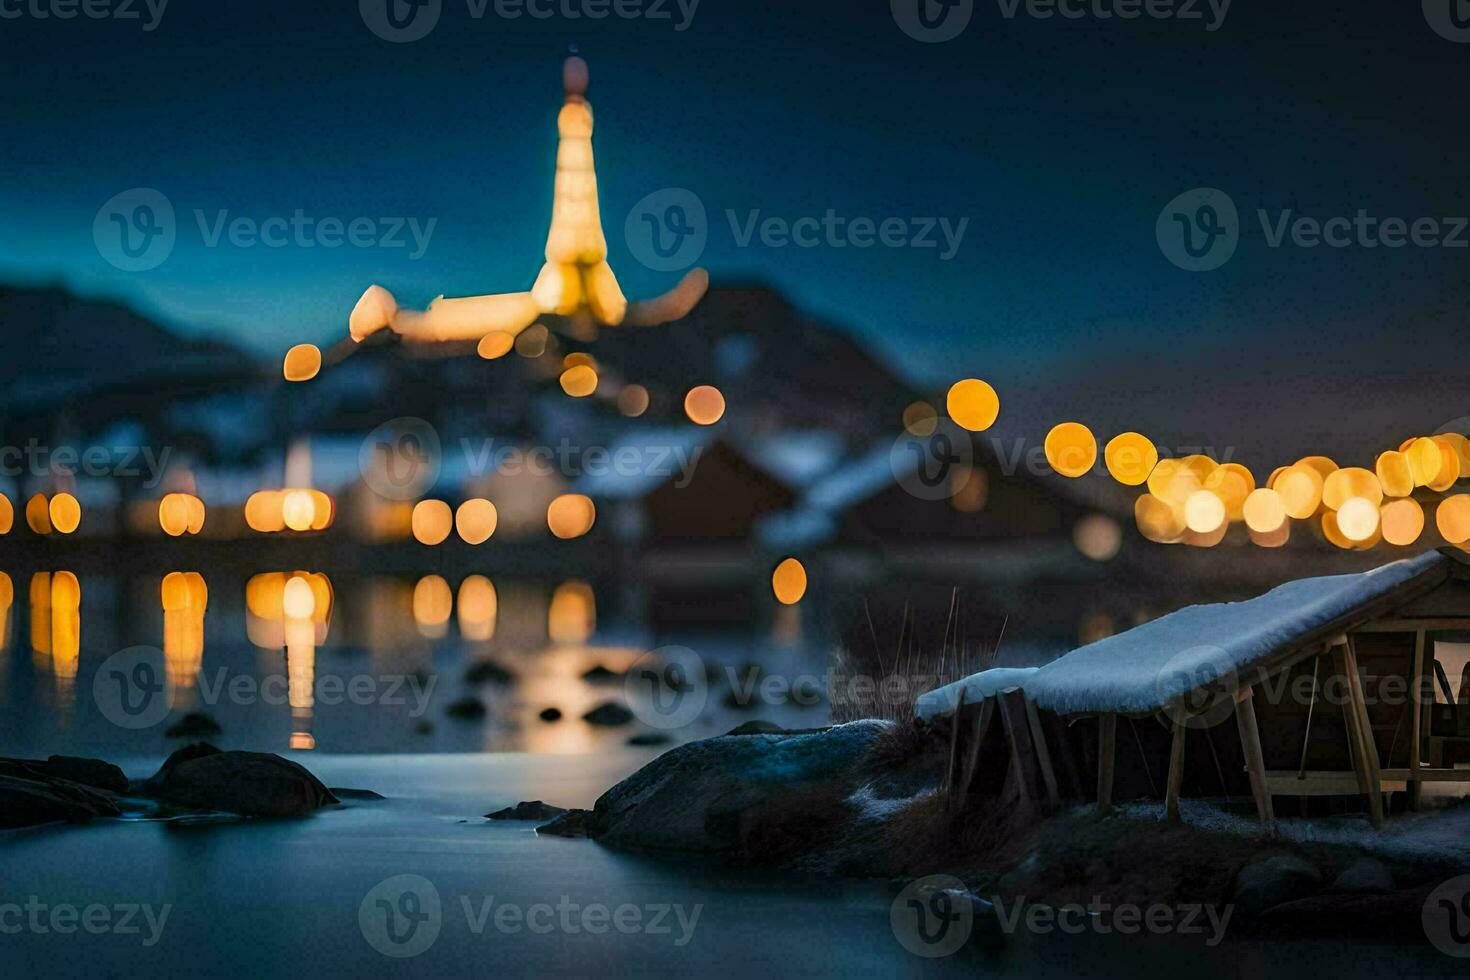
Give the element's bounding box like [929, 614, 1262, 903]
[412, 576, 453, 639]
[162, 572, 207, 691]
[548, 581, 595, 645]
[246, 572, 334, 750]
[457, 576, 497, 642]
[29, 572, 81, 706]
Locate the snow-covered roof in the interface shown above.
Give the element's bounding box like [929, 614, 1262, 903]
[734, 431, 846, 490]
[915, 668, 1039, 723]
[805, 440, 915, 513]
[1024, 550, 1453, 717]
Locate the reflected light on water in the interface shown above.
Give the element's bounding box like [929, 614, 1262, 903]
[413, 575, 454, 638]
[162, 572, 208, 691]
[0, 572, 11, 655]
[0, 495, 12, 534]
[457, 576, 498, 642]
[548, 581, 595, 644]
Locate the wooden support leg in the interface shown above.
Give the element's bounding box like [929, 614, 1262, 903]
[943, 691, 967, 803]
[1097, 714, 1117, 816]
[1165, 717, 1187, 824]
[1234, 687, 1274, 822]
[1342, 638, 1385, 829]
[1023, 698, 1061, 810]
[1409, 629, 1427, 812]
[955, 700, 994, 804]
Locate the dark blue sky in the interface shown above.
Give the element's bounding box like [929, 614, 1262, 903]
[3, 0, 1469, 445]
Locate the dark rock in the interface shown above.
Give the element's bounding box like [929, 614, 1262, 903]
[588, 720, 887, 852]
[1334, 857, 1394, 893]
[145, 749, 338, 818]
[536, 809, 591, 838]
[581, 664, 624, 684]
[582, 702, 634, 727]
[0, 773, 122, 829]
[486, 801, 568, 821]
[142, 743, 221, 794]
[331, 788, 386, 801]
[627, 732, 673, 747]
[445, 696, 487, 721]
[1257, 887, 1431, 940]
[414, 720, 435, 735]
[465, 660, 516, 686]
[0, 756, 128, 795]
[165, 712, 222, 739]
[1232, 852, 1323, 915]
[726, 720, 786, 736]
[539, 707, 564, 723]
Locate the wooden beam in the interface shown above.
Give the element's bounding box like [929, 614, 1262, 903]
[1338, 640, 1384, 828]
[999, 692, 1049, 813]
[943, 691, 967, 802]
[1409, 629, 1427, 811]
[1355, 618, 1470, 633]
[1023, 698, 1061, 810]
[1097, 714, 1117, 816]
[1234, 687, 1274, 822]
[1165, 718, 1187, 823]
[1265, 771, 1408, 795]
[954, 699, 994, 804]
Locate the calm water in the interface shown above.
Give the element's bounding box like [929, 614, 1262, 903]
[0, 567, 830, 759]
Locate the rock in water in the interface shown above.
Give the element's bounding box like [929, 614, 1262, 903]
[445, 696, 488, 721]
[331, 788, 387, 801]
[145, 746, 339, 818]
[588, 720, 887, 853]
[539, 707, 564, 723]
[0, 774, 122, 829]
[582, 702, 634, 727]
[1334, 857, 1394, 893]
[626, 732, 672, 747]
[726, 720, 786, 736]
[464, 661, 516, 686]
[486, 801, 568, 821]
[580, 664, 623, 684]
[1232, 852, 1323, 914]
[165, 712, 222, 739]
[537, 809, 591, 838]
[0, 756, 128, 794]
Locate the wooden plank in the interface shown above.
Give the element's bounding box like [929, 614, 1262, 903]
[999, 692, 1048, 812]
[954, 699, 994, 804]
[1097, 714, 1117, 816]
[1340, 640, 1385, 828]
[1409, 629, 1427, 811]
[943, 691, 967, 800]
[1265, 771, 1406, 796]
[1234, 687, 1274, 822]
[1165, 718, 1187, 823]
[1023, 698, 1061, 810]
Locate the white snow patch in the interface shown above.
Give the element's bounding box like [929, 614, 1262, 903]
[846, 783, 939, 822]
[1024, 551, 1449, 716]
[915, 667, 1040, 723]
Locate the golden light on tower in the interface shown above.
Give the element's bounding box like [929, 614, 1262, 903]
[1104, 432, 1158, 486]
[946, 379, 1000, 433]
[1044, 422, 1096, 478]
[321, 57, 710, 373]
[772, 557, 809, 605]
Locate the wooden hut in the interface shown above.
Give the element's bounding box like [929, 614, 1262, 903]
[922, 549, 1470, 827]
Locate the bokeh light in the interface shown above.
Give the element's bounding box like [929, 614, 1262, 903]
[1134, 494, 1185, 544]
[946, 379, 1000, 433]
[1243, 487, 1287, 533]
[684, 385, 726, 426]
[1073, 515, 1122, 561]
[903, 401, 939, 437]
[1184, 489, 1226, 534]
[1044, 422, 1097, 478]
[1336, 496, 1380, 542]
[1436, 494, 1470, 544]
[1380, 498, 1425, 546]
[772, 557, 808, 605]
[1375, 451, 1413, 498]
[1407, 437, 1443, 487]
[1275, 465, 1324, 520]
[411, 500, 454, 546]
[48, 493, 80, 535]
[1204, 464, 1253, 522]
[283, 344, 322, 382]
[547, 494, 596, 539]
[283, 576, 316, 620]
[477, 331, 515, 360]
[1322, 467, 1383, 510]
[25, 494, 51, 534]
[618, 384, 650, 418]
[1104, 432, 1158, 486]
[282, 490, 315, 532]
[560, 364, 599, 398]
[455, 498, 499, 545]
[0, 494, 12, 535]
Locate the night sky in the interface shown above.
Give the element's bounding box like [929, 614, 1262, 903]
[3, 1, 1469, 467]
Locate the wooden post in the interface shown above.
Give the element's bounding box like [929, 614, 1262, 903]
[1024, 698, 1061, 809]
[943, 691, 967, 802]
[1097, 714, 1117, 816]
[1234, 687, 1274, 822]
[1165, 717, 1187, 823]
[1409, 629, 1427, 811]
[1342, 637, 1385, 829]
[955, 699, 994, 804]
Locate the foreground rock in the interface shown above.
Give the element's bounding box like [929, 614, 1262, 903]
[0, 773, 122, 829]
[1, 756, 128, 794]
[537, 809, 591, 838]
[588, 720, 889, 855]
[144, 744, 338, 818]
[486, 801, 567, 821]
[582, 702, 634, 726]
